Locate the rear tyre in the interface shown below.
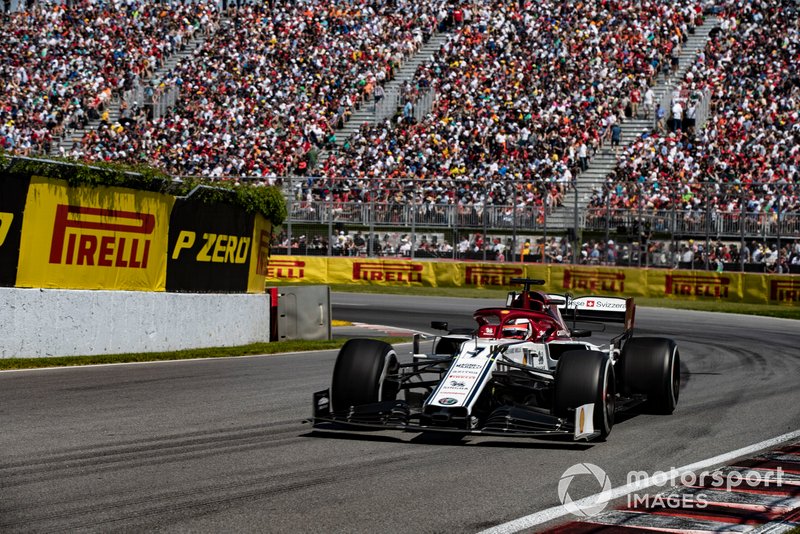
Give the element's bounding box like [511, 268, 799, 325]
[330, 338, 399, 412]
[552, 351, 615, 439]
[620, 337, 680, 414]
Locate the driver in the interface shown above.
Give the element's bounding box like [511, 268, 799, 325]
[501, 319, 533, 340]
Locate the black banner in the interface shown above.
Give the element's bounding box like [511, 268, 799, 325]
[166, 197, 255, 292]
[0, 172, 31, 287]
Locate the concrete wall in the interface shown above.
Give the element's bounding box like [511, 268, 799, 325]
[0, 288, 270, 358]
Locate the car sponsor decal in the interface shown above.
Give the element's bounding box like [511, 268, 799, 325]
[429, 345, 498, 408]
[438, 397, 458, 406]
[574, 403, 595, 440]
[462, 350, 500, 408]
[571, 296, 627, 311]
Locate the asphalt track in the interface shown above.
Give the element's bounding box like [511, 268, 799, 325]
[1, 293, 798, 533]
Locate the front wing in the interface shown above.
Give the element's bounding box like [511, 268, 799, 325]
[309, 389, 600, 441]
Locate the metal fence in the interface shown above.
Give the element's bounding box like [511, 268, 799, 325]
[275, 177, 800, 273]
[122, 80, 180, 120]
[371, 86, 437, 125]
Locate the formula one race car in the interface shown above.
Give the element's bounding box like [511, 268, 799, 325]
[311, 279, 680, 441]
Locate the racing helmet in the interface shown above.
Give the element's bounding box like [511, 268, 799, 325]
[502, 319, 532, 340]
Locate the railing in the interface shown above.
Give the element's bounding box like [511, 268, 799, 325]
[583, 208, 800, 239]
[412, 87, 436, 122]
[286, 199, 798, 239]
[288, 200, 561, 230]
[122, 84, 145, 109]
[694, 88, 712, 130]
[370, 85, 437, 125]
[372, 88, 400, 125]
[150, 83, 180, 120]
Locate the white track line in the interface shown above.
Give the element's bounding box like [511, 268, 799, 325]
[480, 429, 800, 534]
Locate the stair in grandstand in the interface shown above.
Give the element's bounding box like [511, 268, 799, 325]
[50, 34, 208, 157]
[329, 31, 452, 149]
[545, 17, 719, 231]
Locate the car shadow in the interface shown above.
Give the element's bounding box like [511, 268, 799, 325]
[301, 429, 594, 450]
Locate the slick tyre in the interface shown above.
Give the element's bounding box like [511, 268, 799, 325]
[552, 351, 615, 439]
[620, 337, 680, 414]
[330, 338, 399, 412]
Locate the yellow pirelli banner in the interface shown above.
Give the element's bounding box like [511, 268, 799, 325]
[265, 256, 800, 305]
[654, 270, 744, 301]
[551, 265, 648, 297]
[247, 213, 274, 293]
[16, 176, 174, 291]
[765, 275, 800, 305]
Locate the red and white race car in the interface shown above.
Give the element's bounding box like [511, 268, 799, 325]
[311, 278, 680, 441]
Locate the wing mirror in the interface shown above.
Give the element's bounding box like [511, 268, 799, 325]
[431, 321, 449, 331]
[571, 329, 592, 338]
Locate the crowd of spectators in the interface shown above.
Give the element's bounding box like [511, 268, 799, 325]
[303, 0, 704, 212]
[590, 0, 800, 223]
[58, 0, 447, 176]
[3, 1, 799, 264]
[0, 0, 217, 156]
[272, 229, 456, 258]
[654, 238, 800, 273]
[3, 1, 706, 206]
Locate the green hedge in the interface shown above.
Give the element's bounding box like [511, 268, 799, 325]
[1, 153, 287, 225]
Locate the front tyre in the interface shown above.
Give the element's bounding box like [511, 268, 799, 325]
[552, 351, 615, 439]
[330, 338, 399, 412]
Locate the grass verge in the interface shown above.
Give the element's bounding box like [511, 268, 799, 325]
[318, 284, 800, 321]
[0, 337, 412, 371]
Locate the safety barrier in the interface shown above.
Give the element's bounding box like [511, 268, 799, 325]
[264, 256, 800, 306]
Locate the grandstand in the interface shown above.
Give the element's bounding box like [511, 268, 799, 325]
[1, 0, 798, 273]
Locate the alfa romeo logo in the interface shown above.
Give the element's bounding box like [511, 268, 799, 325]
[557, 463, 612, 517]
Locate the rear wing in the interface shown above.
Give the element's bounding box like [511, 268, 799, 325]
[550, 295, 636, 332]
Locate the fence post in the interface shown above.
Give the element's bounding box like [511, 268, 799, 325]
[482, 207, 488, 262]
[327, 193, 333, 257]
[604, 189, 610, 252]
[512, 188, 518, 263]
[638, 198, 643, 268]
[776, 194, 782, 258]
[411, 199, 416, 260]
[286, 177, 293, 251]
[453, 204, 458, 260]
[573, 183, 579, 265]
[704, 183, 711, 271]
[740, 187, 746, 272]
[368, 194, 375, 257]
[672, 182, 679, 268]
[543, 194, 548, 263]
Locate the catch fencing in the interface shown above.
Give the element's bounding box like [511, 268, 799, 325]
[275, 176, 800, 273]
